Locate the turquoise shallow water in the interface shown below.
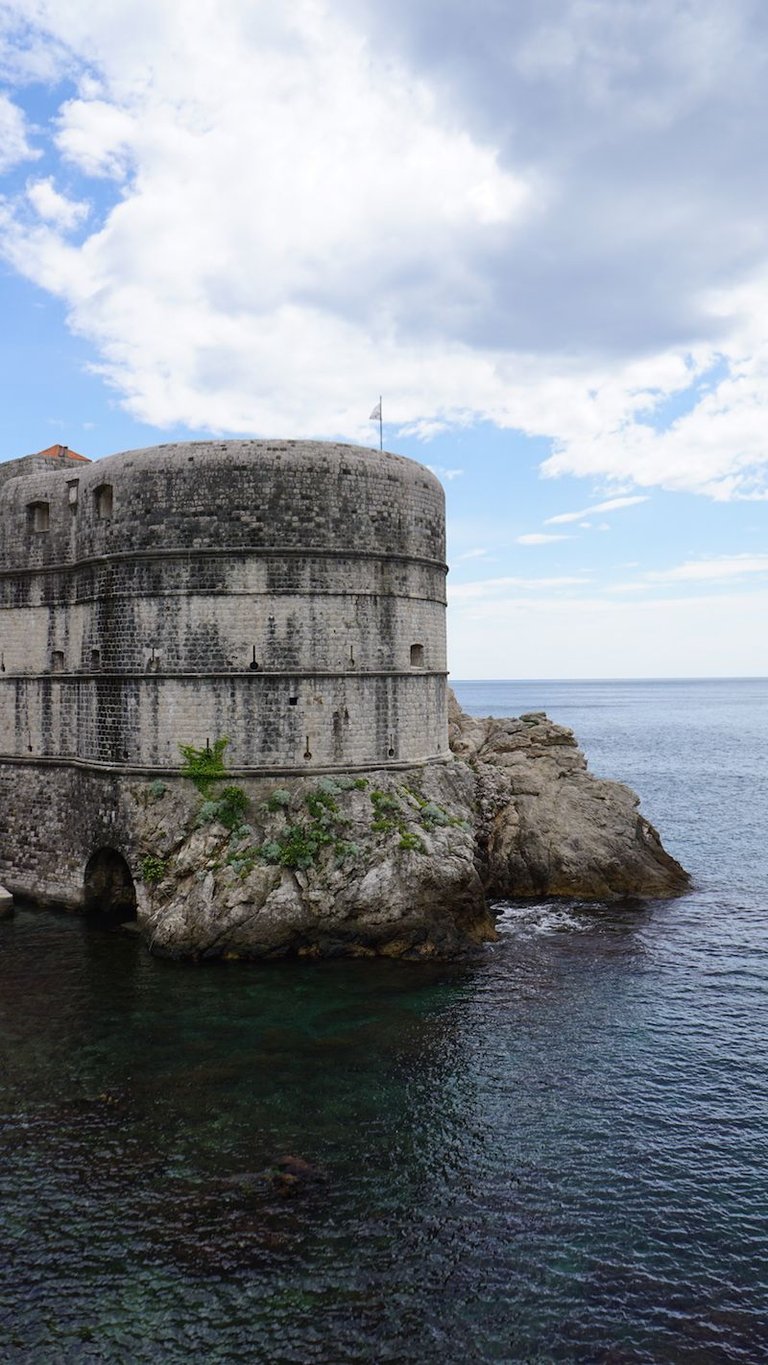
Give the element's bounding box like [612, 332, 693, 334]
[1, 678, 767, 1362]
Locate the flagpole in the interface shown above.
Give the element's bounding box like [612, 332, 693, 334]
[378, 394, 383, 451]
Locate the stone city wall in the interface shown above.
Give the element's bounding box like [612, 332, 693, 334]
[0, 760, 133, 906]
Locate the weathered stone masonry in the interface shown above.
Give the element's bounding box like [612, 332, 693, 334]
[0, 439, 449, 906]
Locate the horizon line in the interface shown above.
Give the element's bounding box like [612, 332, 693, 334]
[450, 675, 768, 683]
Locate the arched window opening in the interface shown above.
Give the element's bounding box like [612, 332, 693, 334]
[83, 848, 136, 923]
[27, 501, 50, 532]
[91, 648, 101, 671]
[51, 650, 65, 673]
[410, 642, 424, 668]
[94, 483, 113, 519]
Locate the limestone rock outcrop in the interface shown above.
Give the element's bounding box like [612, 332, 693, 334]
[136, 763, 493, 961]
[132, 693, 687, 960]
[448, 692, 689, 903]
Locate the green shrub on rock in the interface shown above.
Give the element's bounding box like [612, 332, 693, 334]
[419, 801, 452, 830]
[141, 855, 167, 884]
[178, 737, 229, 795]
[217, 785, 249, 830]
[261, 822, 330, 870]
[333, 839, 361, 865]
[194, 785, 249, 831]
[305, 788, 339, 821]
[399, 831, 426, 853]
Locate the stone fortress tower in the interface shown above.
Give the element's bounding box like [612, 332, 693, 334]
[0, 439, 448, 774]
[0, 438, 451, 912]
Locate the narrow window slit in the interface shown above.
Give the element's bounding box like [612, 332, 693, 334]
[94, 484, 113, 519]
[28, 501, 50, 532]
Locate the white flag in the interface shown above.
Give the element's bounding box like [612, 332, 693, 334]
[369, 401, 382, 421]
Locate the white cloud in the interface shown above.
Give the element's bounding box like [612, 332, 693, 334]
[2, 1, 768, 506]
[516, 532, 569, 544]
[450, 574, 590, 600]
[54, 98, 136, 179]
[427, 465, 464, 481]
[646, 553, 768, 583]
[603, 582, 649, 594]
[0, 0, 535, 439]
[455, 547, 489, 561]
[0, 90, 38, 171]
[26, 177, 88, 230]
[0, 8, 71, 84]
[539, 289, 768, 501]
[397, 419, 450, 440]
[545, 495, 649, 525]
[604, 553, 768, 593]
[448, 587, 768, 678]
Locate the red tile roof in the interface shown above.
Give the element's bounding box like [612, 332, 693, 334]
[35, 443, 91, 463]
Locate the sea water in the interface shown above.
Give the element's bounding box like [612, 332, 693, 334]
[1, 679, 766, 1362]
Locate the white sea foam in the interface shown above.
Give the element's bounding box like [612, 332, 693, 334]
[493, 901, 592, 937]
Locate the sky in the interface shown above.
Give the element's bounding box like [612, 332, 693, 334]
[0, 0, 766, 679]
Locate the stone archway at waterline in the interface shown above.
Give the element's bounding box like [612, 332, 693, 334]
[83, 848, 136, 921]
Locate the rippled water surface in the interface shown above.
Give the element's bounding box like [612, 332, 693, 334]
[2, 678, 767, 1362]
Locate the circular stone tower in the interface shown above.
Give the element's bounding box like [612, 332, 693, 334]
[0, 440, 449, 772]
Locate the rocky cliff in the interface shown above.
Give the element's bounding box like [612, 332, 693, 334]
[448, 691, 688, 903]
[133, 693, 688, 960]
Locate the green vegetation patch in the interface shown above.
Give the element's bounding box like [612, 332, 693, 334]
[333, 839, 361, 865]
[179, 736, 230, 796]
[195, 785, 250, 832]
[141, 854, 167, 885]
[260, 822, 332, 871]
[216, 785, 250, 830]
[400, 784, 468, 832]
[259, 782, 357, 871]
[368, 787, 426, 854]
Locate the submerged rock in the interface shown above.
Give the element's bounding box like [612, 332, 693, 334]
[271, 1155, 324, 1198]
[134, 694, 687, 960]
